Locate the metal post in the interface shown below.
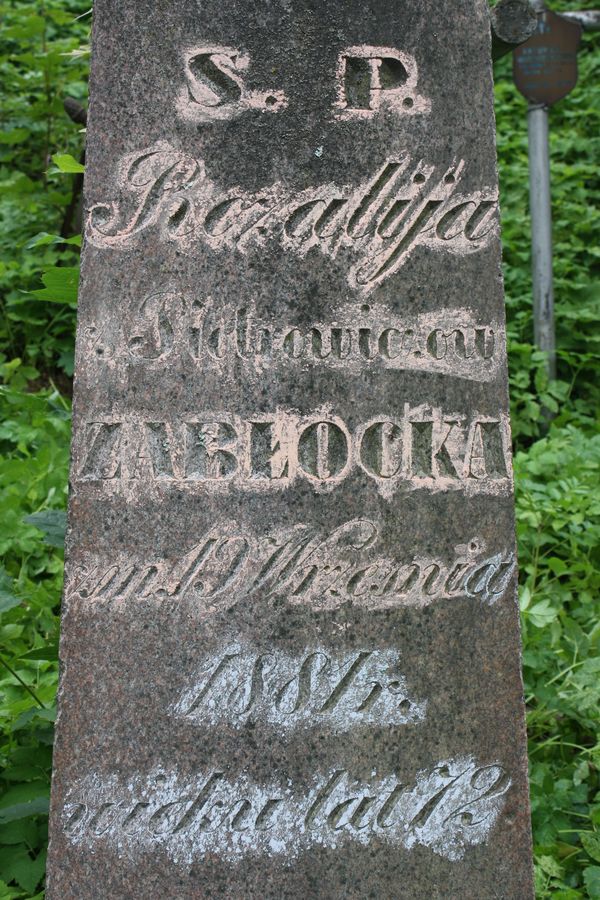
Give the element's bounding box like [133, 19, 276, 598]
[527, 102, 556, 379]
[515, 3, 598, 382]
[523, 0, 555, 380]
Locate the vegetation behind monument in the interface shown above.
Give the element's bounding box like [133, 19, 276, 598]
[0, 1, 597, 895]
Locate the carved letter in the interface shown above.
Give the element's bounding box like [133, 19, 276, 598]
[78, 422, 123, 480]
[465, 421, 508, 479]
[297, 420, 349, 481]
[334, 47, 431, 119]
[184, 422, 239, 480]
[359, 420, 403, 479]
[177, 46, 287, 123]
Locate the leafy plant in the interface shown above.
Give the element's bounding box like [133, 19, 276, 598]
[0, 373, 70, 896]
[0, 0, 89, 384]
[0, 1, 86, 893]
[494, 1, 600, 894]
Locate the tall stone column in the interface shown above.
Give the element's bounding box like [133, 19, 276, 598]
[47, 2, 534, 896]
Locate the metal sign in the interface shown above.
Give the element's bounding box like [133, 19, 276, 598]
[514, 9, 582, 106]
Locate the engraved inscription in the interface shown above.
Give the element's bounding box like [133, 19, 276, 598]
[86, 145, 498, 294]
[174, 645, 427, 731]
[176, 46, 287, 123]
[86, 295, 501, 382]
[62, 756, 511, 863]
[74, 406, 512, 498]
[65, 519, 516, 615]
[334, 46, 430, 119]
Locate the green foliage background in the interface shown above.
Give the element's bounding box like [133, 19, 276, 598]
[0, 1, 598, 895]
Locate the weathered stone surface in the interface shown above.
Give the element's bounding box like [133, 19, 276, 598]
[47, 1, 534, 896]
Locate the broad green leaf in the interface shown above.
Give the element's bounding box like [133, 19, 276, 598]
[51, 153, 85, 174]
[0, 820, 38, 847]
[12, 707, 56, 731]
[0, 879, 25, 900]
[4, 15, 46, 38]
[0, 785, 48, 811]
[547, 557, 569, 576]
[0, 129, 30, 145]
[527, 599, 558, 629]
[0, 845, 45, 894]
[23, 232, 82, 250]
[23, 510, 66, 548]
[29, 267, 79, 307]
[0, 568, 20, 614]
[537, 854, 564, 879]
[0, 796, 50, 825]
[0, 784, 50, 824]
[519, 584, 531, 611]
[584, 867, 600, 899]
[19, 644, 59, 661]
[582, 834, 600, 864]
[0, 594, 20, 615]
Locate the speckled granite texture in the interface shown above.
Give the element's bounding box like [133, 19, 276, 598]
[46, 1, 534, 897]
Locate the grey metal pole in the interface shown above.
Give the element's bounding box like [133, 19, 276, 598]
[517, 4, 597, 382]
[525, 0, 556, 380]
[527, 102, 556, 379]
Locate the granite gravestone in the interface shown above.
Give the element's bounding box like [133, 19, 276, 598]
[47, 1, 534, 896]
